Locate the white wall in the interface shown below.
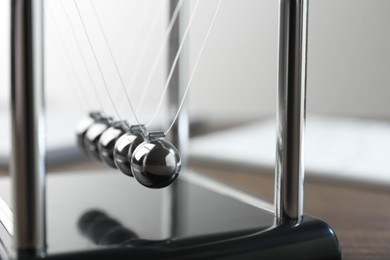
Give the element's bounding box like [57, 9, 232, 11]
[188, 0, 390, 121]
[0, 0, 10, 110]
[1, 0, 390, 125]
[307, 0, 390, 120]
[188, 0, 278, 121]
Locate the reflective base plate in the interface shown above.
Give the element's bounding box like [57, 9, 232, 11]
[0, 169, 340, 260]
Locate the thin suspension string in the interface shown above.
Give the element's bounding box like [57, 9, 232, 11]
[115, 1, 154, 117]
[136, 0, 184, 115]
[59, 0, 105, 113]
[146, 0, 201, 128]
[48, 30, 89, 110]
[116, 1, 166, 100]
[45, 4, 90, 111]
[165, 0, 222, 135]
[73, 0, 131, 127]
[97, 0, 151, 116]
[88, 0, 163, 130]
[120, 0, 154, 72]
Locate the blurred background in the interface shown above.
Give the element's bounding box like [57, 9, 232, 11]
[0, 0, 389, 182]
[1, 0, 389, 122]
[0, 1, 389, 258]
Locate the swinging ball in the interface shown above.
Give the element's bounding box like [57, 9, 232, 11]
[84, 116, 112, 161]
[76, 112, 102, 153]
[98, 121, 129, 168]
[131, 132, 181, 189]
[113, 125, 146, 177]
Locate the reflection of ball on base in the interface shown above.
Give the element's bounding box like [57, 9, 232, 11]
[98, 121, 128, 168]
[113, 125, 146, 177]
[131, 132, 181, 189]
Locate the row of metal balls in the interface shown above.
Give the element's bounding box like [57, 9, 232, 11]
[76, 112, 181, 189]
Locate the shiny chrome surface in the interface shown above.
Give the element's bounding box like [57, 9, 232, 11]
[98, 121, 128, 168]
[131, 132, 181, 189]
[76, 112, 102, 153]
[166, 0, 189, 164]
[164, 0, 190, 237]
[275, 0, 308, 222]
[10, 0, 46, 255]
[84, 117, 112, 161]
[113, 125, 146, 177]
[184, 172, 274, 214]
[0, 170, 277, 255]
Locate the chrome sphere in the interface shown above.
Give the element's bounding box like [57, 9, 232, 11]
[98, 121, 128, 168]
[84, 117, 112, 161]
[76, 112, 102, 153]
[113, 125, 146, 177]
[131, 132, 181, 189]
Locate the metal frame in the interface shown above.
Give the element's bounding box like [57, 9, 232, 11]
[163, 0, 189, 238]
[275, 0, 308, 222]
[8, 0, 340, 260]
[11, 0, 46, 257]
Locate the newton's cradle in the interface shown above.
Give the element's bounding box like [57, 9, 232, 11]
[1, 0, 341, 259]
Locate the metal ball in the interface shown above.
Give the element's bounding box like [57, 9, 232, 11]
[84, 116, 112, 161]
[113, 125, 146, 177]
[98, 121, 129, 168]
[76, 112, 102, 153]
[131, 132, 181, 189]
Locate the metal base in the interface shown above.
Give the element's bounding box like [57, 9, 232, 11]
[0, 170, 340, 260]
[46, 217, 340, 260]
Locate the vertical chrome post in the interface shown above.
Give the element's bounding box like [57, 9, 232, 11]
[163, 0, 189, 238]
[275, 0, 308, 222]
[11, 0, 46, 256]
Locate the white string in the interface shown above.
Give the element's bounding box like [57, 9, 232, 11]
[88, 0, 146, 129]
[146, 0, 201, 128]
[89, 0, 185, 135]
[65, 0, 221, 137]
[73, 0, 129, 127]
[59, 0, 105, 113]
[102, 0, 152, 117]
[165, 0, 222, 134]
[120, 0, 166, 101]
[45, 4, 90, 111]
[135, 0, 184, 115]
[119, 0, 154, 73]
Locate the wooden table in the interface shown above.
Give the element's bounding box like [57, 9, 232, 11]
[190, 164, 390, 260]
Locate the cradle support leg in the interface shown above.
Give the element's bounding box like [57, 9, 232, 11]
[163, 0, 189, 237]
[275, 0, 309, 222]
[11, 0, 46, 257]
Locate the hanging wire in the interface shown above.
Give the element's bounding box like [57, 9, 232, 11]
[119, 0, 154, 72]
[115, 0, 166, 100]
[146, 0, 201, 127]
[59, 0, 105, 113]
[65, 0, 221, 137]
[73, 0, 130, 128]
[99, 0, 152, 116]
[165, 0, 223, 134]
[135, 0, 184, 115]
[45, 3, 90, 111]
[88, 0, 165, 132]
